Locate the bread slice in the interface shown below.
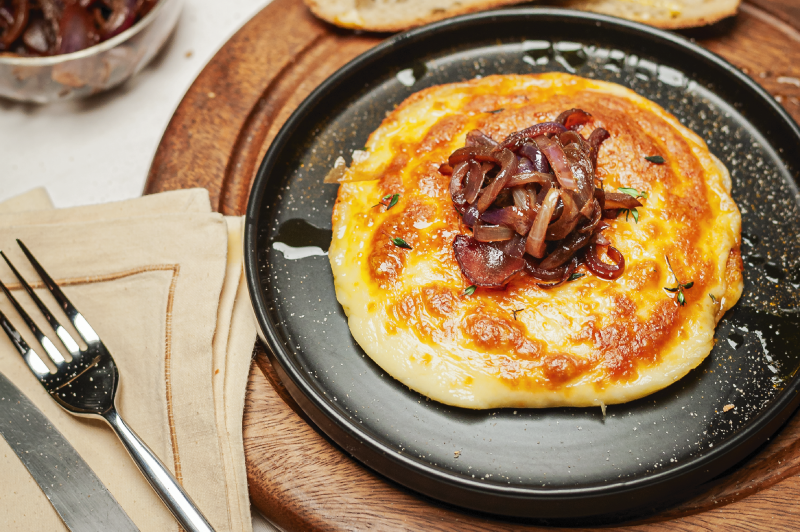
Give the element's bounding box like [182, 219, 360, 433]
[303, 0, 740, 31]
[559, 0, 740, 29]
[304, 0, 537, 33]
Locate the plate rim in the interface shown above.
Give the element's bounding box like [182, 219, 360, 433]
[244, 7, 800, 519]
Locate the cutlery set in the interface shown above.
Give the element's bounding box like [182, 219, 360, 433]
[0, 240, 214, 532]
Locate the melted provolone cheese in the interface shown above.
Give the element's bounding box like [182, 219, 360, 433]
[329, 73, 742, 409]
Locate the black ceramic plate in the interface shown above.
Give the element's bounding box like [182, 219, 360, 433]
[244, 8, 800, 521]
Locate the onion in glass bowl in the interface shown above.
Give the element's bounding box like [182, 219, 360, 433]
[0, 0, 181, 103]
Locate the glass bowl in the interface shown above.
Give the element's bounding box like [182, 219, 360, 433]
[0, 0, 183, 103]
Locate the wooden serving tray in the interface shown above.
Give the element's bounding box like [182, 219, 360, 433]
[146, 0, 800, 528]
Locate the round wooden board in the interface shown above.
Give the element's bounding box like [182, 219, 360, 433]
[146, 0, 800, 529]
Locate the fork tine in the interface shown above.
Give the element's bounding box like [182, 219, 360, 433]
[16, 240, 99, 345]
[0, 305, 52, 378]
[0, 276, 66, 366]
[0, 250, 81, 359]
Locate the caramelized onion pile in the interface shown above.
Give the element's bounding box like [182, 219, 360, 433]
[441, 109, 639, 288]
[0, 0, 158, 57]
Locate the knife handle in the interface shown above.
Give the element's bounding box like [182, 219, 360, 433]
[102, 408, 216, 532]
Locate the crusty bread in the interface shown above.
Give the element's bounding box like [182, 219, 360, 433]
[559, 0, 740, 29]
[303, 0, 740, 31]
[304, 0, 531, 32]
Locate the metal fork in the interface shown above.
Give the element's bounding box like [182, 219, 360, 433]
[0, 240, 215, 532]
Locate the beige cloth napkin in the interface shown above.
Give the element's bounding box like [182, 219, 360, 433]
[0, 188, 256, 532]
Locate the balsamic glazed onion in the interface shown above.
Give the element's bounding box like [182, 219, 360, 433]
[0, 0, 158, 56]
[444, 109, 639, 288]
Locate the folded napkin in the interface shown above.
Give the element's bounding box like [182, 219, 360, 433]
[0, 188, 257, 532]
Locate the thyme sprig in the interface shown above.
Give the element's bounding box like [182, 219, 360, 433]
[391, 237, 412, 249]
[664, 255, 694, 306]
[618, 187, 648, 224]
[373, 193, 400, 210]
[512, 308, 525, 320]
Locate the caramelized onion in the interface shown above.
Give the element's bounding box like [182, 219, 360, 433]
[463, 160, 484, 204]
[507, 171, 555, 187]
[535, 136, 576, 190]
[0, 0, 28, 47]
[519, 142, 550, 173]
[449, 161, 469, 205]
[449, 146, 494, 167]
[443, 109, 630, 287]
[556, 108, 592, 131]
[524, 256, 570, 282]
[466, 129, 499, 148]
[586, 245, 625, 279]
[525, 187, 558, 258]
[453, 235, 524, 287]
[540, 231, 592, 270]
[517, 156, 535, 174]
[481, 207, 532, 236]
[604, 192, 643, 210]
[545, 190, 580, 241]
[474, 223, 514, 242]
[536, 256, 580, 289]
[501, 122, 567, 151]
[475, 148, 518, 213]
[588, 128, 610, 170]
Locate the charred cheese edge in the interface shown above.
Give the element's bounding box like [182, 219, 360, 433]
[329, 73, 742, 409]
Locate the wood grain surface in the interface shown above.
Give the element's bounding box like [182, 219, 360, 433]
[146, 0, 800, 529]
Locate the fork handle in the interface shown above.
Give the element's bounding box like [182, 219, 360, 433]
[102, 408, 216, 532]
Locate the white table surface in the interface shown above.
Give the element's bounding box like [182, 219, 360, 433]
[0, 1, 281, 530]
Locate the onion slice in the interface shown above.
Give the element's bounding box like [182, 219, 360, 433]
[525, 187, 559, 258]
[453, 235, 525, 287]
[507, 171, 555, 187]
[463, 160, 484, 204]
[586, 244, 625, 280]
[501, 122, 567, 151]
[604, 192, 643, 209]
[474, 223, 514, 242]
[535, 136, 576, 190]
[540, 231, 592, 270]
[535, 256, 580, 289]
[481, 207, 532, 236]
[466, 129, 499, 148]
[475, 148, 518, 212]
[555, 108, 592, 131]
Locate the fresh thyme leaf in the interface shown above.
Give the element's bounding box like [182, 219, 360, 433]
[464, 285, 477, 296]
[621, 208, 639, 223]
[664, 255, 693, 306]
[568, 273, 585, 282]
[391, 237, 412, 249]
[617, 187, 648, 199]
[645, 155, 665, 164]
[386, 193, 400, 210]
[381, 194, 392, 201]
[487, 108, 505, 114]
[709, 294, 717, 303]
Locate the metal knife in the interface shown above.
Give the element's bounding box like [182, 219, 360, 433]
[0, 371, 139, 532]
